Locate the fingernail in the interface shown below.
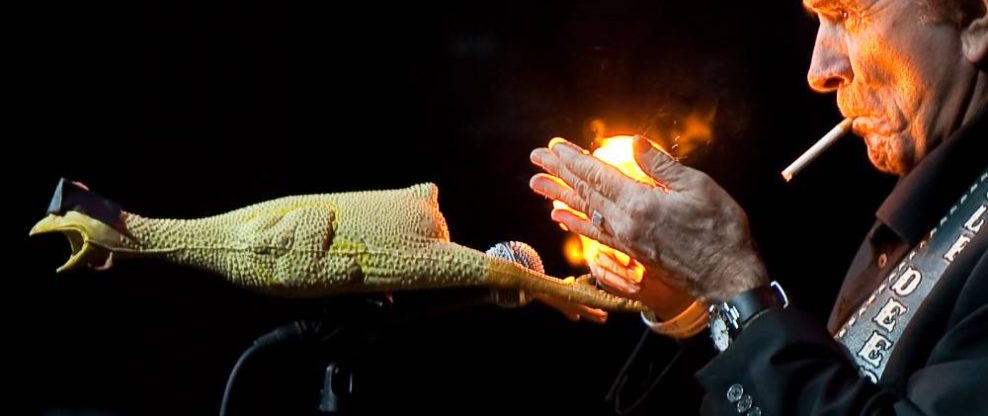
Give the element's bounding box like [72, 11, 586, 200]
[529, 175, 545, 191]
[553, 145, 576, 157]
[530, 148, 549, 165]
[550, 209, 564, 222]
[550, 211, 571, 231]
[548, 137, 570, 148]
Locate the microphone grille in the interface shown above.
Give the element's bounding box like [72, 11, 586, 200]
[485, 241, 545, 274]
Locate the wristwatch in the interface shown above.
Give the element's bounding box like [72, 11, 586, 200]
[709, 281, 789, 352]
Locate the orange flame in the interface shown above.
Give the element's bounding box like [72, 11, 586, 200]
[556, 135, 662, 283]
[556, 108, 715, 279]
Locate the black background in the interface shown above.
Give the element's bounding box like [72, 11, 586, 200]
[16, 1, 898, 414]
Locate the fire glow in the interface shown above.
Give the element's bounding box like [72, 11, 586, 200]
[554, 135, 660, 283]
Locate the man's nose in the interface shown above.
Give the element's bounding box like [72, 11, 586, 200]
[807, 22, 852, 93]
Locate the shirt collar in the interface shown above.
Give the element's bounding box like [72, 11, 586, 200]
[876, 105, 988, 245]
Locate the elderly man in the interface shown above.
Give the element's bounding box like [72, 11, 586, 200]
[531, 0, 987, 414]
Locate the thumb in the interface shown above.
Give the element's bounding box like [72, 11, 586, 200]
[633, 135, 685, 186]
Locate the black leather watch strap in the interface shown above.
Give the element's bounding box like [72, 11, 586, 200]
[709, 282, 789, 352]
[729, 281, 789, 328]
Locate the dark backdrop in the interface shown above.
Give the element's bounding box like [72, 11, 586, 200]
[16, 1, 897, 414]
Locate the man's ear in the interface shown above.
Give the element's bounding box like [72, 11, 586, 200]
[961, 0, 988, 65]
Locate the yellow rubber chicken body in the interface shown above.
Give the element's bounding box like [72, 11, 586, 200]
[31, 179, 644, 315]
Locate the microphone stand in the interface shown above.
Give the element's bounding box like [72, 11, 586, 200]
[219, 291, 496, 415]
[316, 292, 496, 414]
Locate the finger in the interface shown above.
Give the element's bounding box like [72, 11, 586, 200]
[549, 208, 625, 251]
[530, 173, 591, 217]
[540, 294, 579, 321]
[550, 139, 644, 204]
[534, 147, 629, 225]
[551, 205, 588, 221]
[532, 292, 608, 323]
[530, 145, 580, 180]
[550, 162, 629, 236]
[558, 275, 609, 323]
[593, 245, 636, 281]
[592, 252, 641, 289]
[530, 147, 562, 177]
[548, 137, 590, 154]
[594, 251, 644, 285]
[633, 135, 687, 188]
[597, 244, 632, 267]
[590, 260, 640, 295]
[537, 140, 632, 223]
[549, 143, 648, 236]
[535, 170, 625, 239]
[574, 304, 608, 323]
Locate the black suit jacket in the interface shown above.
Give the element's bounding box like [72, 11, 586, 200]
[610, 106, 988, 415]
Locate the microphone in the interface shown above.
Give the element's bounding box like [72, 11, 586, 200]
[485, 241, 545, 308]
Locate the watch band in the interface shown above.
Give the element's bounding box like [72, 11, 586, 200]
[709, 281, 789, 351]
[723, 281, 789, 330]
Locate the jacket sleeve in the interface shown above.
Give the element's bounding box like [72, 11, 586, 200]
[695, 251, 988, 415]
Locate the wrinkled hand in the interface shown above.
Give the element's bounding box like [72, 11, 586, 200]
[529, 136, 767, 303]
[589, 245, 693, 320]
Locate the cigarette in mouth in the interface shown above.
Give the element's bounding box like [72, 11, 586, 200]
[781, 117, 854, 182]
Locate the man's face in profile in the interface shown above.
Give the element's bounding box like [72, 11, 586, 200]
[803, 0, 980, 175]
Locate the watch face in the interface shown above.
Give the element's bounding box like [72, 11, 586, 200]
[709, 314, 730, 352]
